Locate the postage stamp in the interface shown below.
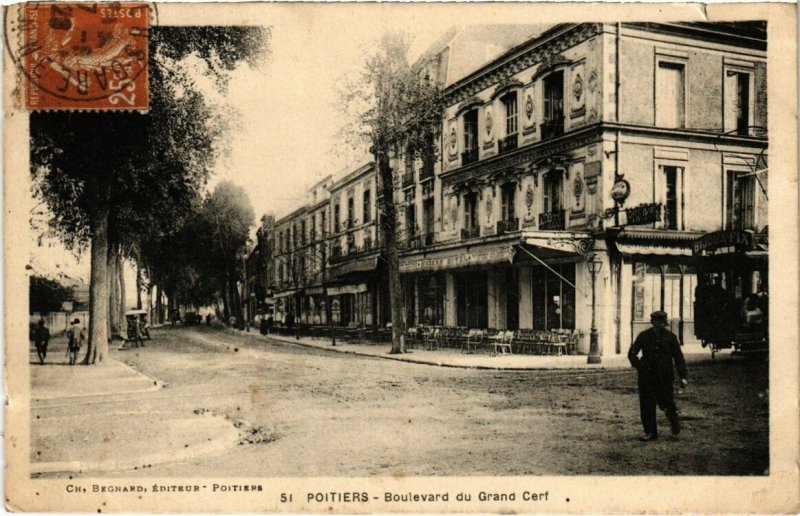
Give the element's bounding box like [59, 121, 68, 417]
[13, 2, 149, 110]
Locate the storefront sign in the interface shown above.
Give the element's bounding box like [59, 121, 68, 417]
[692, 230, 754, 256]
[625, 203, 662, 226]
[400, 246, 515, 273]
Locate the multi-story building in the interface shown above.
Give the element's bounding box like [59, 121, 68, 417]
[297, 175, 332, 325]
[326, 162, 386, 327]
[397, 22, 767, 355]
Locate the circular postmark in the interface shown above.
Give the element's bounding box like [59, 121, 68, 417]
[4, 2, 157, 109]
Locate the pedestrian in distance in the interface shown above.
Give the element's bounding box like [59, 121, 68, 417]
[628, 310, 688, 441]
[66, 318, 85, 366]
[141, 313, 151, 340]
[33, 320, 50, 365]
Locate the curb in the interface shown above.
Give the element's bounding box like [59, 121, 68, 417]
[30, 415, 240, 475]
[257, 333, 630, 371]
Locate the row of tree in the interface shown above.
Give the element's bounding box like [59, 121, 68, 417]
[31, 26, 267, 364]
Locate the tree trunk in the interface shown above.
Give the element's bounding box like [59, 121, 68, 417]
[221, 277, 230, 323]
[84, 204, 110, 365]
[118, 253, 127, 337]
[375, 142, 405, 354]
[136, 266, 143, 310]
[155, 284, 163, 324]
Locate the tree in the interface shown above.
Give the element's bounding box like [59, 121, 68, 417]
[340, 33, 443, 353]
[195, 181, 256, 328]
[30, 26, 268, 364]
[29, 276, 73, 315]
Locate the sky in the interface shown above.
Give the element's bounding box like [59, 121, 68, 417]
[208, 11, 458, 221]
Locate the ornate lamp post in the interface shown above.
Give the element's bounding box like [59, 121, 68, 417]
[587, 254, 603, 364]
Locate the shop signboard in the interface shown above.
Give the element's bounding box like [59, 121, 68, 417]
[692, 230, 754, 256]
[400, 246, 515, 273]
[624, 202, 662, 226]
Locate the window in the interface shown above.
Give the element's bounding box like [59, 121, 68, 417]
[501, 183, 516, 221]
[503, 92, 518, 136]
[310, 215, 316, 241]
[300, 220, 306, 244]
[543, 71, 564, 138]
[735, 72, 750, 135]
[727, 171, 756, 230]
[462, 109, 479, 164]
[363, 189, 371, 223]
[464, 192, 478, 230]
[656, 61, 685, 128]
[333, 203, 340, 232]
[543, 172, 563, 213]
[347, 197, 354, 228]
[406, 204, 416, 236]
[423, 198, 434, 241]
[664, 166, 679, 229]
[321, 211, 326, 236]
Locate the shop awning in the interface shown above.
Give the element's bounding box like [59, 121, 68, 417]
[615, 243, 692, 256]
[327, 283, 368, 296]
[329, 256, 380, 278]
[611, 228, 702, 257]
[273, 290, 297, 299]
[304, 286, 325, 295]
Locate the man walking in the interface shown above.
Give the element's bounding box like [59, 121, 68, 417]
[66, 318, 85, 366]
[628, 311, 688, 441]
[33, 320, 50, 365]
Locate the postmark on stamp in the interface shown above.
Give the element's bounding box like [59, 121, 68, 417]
[8, 2, 150, 110]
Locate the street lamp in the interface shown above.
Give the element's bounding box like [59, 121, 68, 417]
[587, 255, 603, 364]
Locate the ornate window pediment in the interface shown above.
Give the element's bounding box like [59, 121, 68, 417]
[490, 77, 524, 101]
[456, 96, 484, 117]
[532, 54, 572, 82]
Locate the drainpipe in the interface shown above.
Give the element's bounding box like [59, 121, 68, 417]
[614, 23, 623, 354]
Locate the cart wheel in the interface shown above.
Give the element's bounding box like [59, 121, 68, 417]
[711, 345, 717, 359]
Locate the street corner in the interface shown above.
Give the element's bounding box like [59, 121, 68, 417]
[31, 410, 241, 475]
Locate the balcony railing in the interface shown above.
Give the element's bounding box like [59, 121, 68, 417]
[328, 237, 383, 265]
[539, 209, 566, 231]
[541, 117, 564, 139]
[402, 170, 415, 187]
[498, 133, 518, 155]
[460, 226, 480, 240]
[402, 233, 434, 251]
[461, 147, 479, 166]
[496, 218, 520, 234]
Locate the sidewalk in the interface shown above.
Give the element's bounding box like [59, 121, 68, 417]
[29, 338, 240, 475]
[257, 331, 725, 370]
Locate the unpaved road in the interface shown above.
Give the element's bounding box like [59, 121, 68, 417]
[53, 325, 769, 476]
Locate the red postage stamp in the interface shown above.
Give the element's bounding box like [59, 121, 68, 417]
[19, 2, 149, 110]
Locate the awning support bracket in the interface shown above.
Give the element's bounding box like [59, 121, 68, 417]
[516, 244, 587, 297]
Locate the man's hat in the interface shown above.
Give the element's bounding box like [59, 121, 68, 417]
[650, 310, 668, 320]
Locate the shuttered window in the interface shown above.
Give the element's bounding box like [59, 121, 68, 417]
[656, 62, 685, 128]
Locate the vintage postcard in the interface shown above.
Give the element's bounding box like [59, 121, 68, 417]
[4, 2, 798, 513]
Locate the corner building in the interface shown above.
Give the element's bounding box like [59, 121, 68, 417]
[398, 22, 767, 355]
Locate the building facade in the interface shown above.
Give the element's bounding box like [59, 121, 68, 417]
[250, 22, 767, 357]
[397, 22, 767, 354]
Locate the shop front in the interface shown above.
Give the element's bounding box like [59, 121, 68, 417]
[610, 228, 703, 345]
